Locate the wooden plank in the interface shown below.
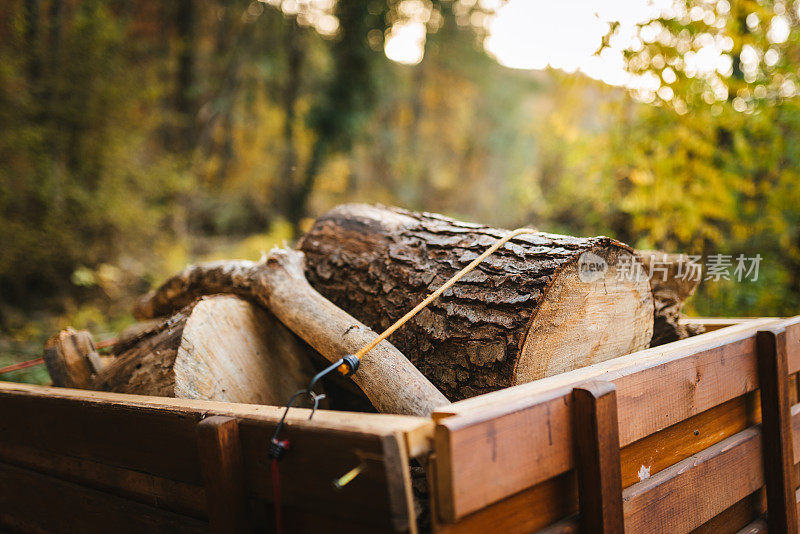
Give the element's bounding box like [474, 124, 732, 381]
[0, 382, 422, 531]
[197, 416, 251, 534]
[433, 471, 577, 534]
[0, 381, 434, 456]
[434, 396, 764, 534]
[734, 519, 767, 534]
[690, 491, 764, 534]
[756, 327, 799, 532]
[0, 462, 206, 534]
[622, 427, 765, 534]
[680, 318, 769, 332]
[0, 441, 206, 518]
[237, 420, 415, 530]
[439, 319, 781, 418]
[619, 393, 757, 487]
[572, 381, 624, 534]
[433, 318, 788, 520]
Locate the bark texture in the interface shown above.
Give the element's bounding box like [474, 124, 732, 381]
[133, 249, 450, 416]
[93, 295, 319, 404]
[637, 250, 705, 347]
[43, 328, 104, 388]
[298, 204, 654, 400]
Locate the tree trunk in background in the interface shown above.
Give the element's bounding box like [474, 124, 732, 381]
[299, 204, 654, 400]
[24, 0, 42, 82]
[278, 17, 305, 221]
[637, 250, 705, 346]
[174, 0, 197, 151]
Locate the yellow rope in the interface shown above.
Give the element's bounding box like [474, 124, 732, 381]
[352, 227, 537, 361]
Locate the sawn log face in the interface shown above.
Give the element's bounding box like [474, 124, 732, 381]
[299, 204, 654, 400]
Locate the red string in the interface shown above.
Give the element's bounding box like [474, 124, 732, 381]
[0, 357, 44, 375]
[271, 457, 283, 534]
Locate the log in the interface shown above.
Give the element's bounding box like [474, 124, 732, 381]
[134, 249, 450, 416]
[298, 204, 654, 400]
[93, 295, 319, 405]
[43, 328, 104, 388]
[636, 250, 704, 347]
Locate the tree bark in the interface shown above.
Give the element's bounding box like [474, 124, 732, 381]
[298, 204, 655, 400]
[133, 249, 450, 416]
[43, 328, 104, 389]
[93, 295, 319, 405]
[636, 250, 705, 347]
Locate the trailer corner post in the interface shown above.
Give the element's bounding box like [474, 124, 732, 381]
[572, 380, 625, 534]
[756, 327, 798, 533]
[197, 415, 252, 534]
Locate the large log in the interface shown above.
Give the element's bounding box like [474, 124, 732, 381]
[134, 249, 450, 416]
[93, 295, 318, 404]
[298, 204, 655, 400]
[636, 250, 704, 347]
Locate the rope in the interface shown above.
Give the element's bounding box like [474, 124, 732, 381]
[351, 227, 537, 362]
[0, 357, 45, 375]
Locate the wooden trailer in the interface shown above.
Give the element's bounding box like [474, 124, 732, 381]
[1, 316, 799, 533]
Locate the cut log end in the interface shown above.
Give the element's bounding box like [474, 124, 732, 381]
[300, 203, 656, 400]
[514, 246, 654, 384]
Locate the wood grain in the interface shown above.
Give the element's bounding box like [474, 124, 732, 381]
[299, 203, 653, 399]
[433, 319, 786, 519]
[0, 381, 427, 532]
[756, 327, 798, 532]
[197, 416, 251, 534]
[134, 248, 450, 416]
[0, 462, 207, 534]
[622, 427, 764, 534]
[571, 381, 624, 534]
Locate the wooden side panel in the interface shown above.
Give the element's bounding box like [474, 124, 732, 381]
[433, 317, 800, 529]
[0, 462, 207, 534]
[434, 320, 784, 520]
[0, 382, 422, 533]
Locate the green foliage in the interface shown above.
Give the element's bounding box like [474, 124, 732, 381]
[1, 0, 799, 380]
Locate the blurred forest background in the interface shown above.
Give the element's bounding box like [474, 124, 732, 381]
[2, 0, 800, 382]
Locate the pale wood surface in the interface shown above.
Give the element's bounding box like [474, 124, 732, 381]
[134, 248, 449, 416]
[175, 296, 317, 405]
[92, 296, 318, 405]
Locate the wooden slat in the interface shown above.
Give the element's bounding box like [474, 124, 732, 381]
[622, 427, 764, 534]
[619, 392, 758, 487]
[0, 441, 206, 518]
[433, 319, 788, 520]
[197, 416, 251, 534]
[734, 519, 767, 534]
[0, 382, 423, 532]
[0, 462, 206, 534]
[572, 381, 624, 534]
[433, 395, 767, 534]
[690, 491, 764, 534]
[432, 471, 577, 534]
[756, 327, 799, 532]
[0, 381, 433, 456]
[237, 419, 413, 530]
[680, 318, 770, 332]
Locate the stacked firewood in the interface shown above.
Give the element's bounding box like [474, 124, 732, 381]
[43, 204, 701, 416]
